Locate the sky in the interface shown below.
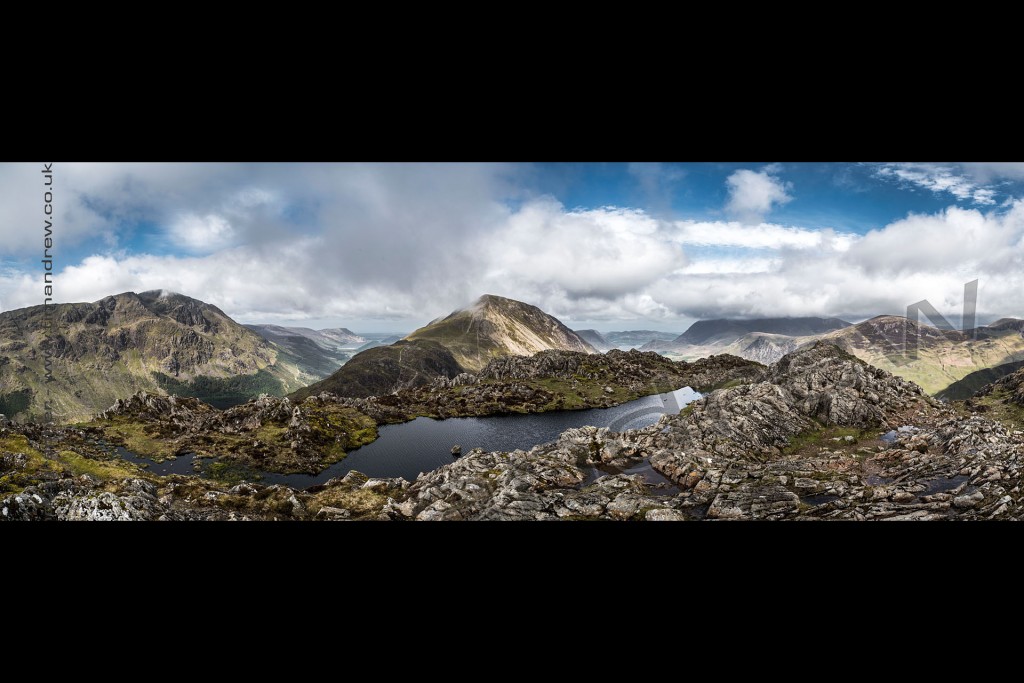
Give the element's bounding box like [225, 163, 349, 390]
[2, 161, 1024, 334]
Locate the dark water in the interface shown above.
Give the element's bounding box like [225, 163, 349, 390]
[118, 387, 701, 489]
[881, 425, 919, 443]
[115, 446, 198, 476]
[584, 459, 683, 497]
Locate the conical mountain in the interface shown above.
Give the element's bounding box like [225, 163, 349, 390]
[404, 294, 596, 372]
[289, 295, 597, 400]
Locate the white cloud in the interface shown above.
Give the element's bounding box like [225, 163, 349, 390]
[3, 163, 1024, 329]
[476, 200, 685, 301]
[169, 213, 235, 252]
[643, 201, 1024, 322]
[846, 204, 1023, 275]
[725, 167, 793, 223]
[876, 163, 999, 205]
[677, 257, 777, 275]
[674, 220, 855, 251]
[959, 162, 1024, 183]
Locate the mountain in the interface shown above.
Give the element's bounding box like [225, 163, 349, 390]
[404, 294, 596, 372]
[638, 317, 850, 365]
[819, 315, 1024, 395]
[289, 339, 463, 401]
[574, 329, 610, 351]
[245, 324, 365, 381]
[984, 318, 1024, 334]
[0, 291, 305, 422]
[603, 330, 679, 348]
[648, 317, 851, 349]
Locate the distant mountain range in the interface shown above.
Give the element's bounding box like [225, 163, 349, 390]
[574, 329, 610, 351]
[819, 315, 1024, 395]
[0, 291, 306, 422]
[604, 330, 678, 348]
[244, 324, 366, 381]
[571, 329, 680, 351]
[644, 317, 851, 351]
[632, 314, 1024, 396]
[5, 287, 1020, 424]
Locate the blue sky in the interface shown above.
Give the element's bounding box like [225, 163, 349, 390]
[2, 162, 1023, 333]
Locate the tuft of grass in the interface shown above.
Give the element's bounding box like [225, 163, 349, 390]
[95, 416, 180, 461]
[309, 487, 389, 518]
[968, 388, 1024, 431]
[55, 450, 149, 481]
[783, 425, 867, 456]
[204, 460, 263, 485]
[0, 434, 62, 493]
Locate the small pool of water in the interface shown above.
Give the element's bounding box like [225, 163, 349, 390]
[583, 459, 682, 496]
[920, 474, 969, 495]
[116, 446, 198, 476]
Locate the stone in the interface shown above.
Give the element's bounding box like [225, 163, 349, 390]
[645, 508, 687, 521]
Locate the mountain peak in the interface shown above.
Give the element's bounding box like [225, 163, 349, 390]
[406, 295, 596, 372]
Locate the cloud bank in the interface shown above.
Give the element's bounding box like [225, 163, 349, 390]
[1, 162, 1022, 328]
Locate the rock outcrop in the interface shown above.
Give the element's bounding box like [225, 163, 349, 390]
[980, 366, 1024, 406]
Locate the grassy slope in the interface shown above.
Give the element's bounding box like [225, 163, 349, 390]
[831, 331, 1024, 396]
[959, 387, 1024, 433]
[87, 402, 378, 474]
[290, 340, 463, 401]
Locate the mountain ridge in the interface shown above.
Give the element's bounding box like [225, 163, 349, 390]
[0, 291, 305, 422]
[645, 316, 851, 350]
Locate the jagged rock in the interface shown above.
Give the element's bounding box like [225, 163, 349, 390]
[53, 490, 161, 521]
[769, 341, 921, 427]
[1, 489, 53, 521]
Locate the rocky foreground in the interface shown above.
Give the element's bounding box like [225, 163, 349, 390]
[4, 342, 1024, 521]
